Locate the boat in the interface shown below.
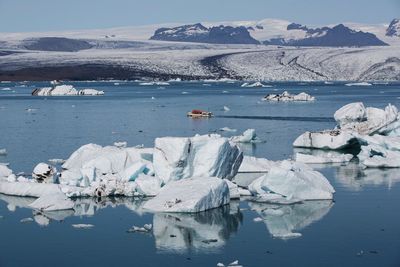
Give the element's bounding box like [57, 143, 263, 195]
[187, 109, 213, 118]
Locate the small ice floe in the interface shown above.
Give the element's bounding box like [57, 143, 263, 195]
[230, 129, 260, 143]
[219, 127, 237, 132]
[1, 87, 11, 91]
[127, 224, 152, 233]
[181, 91, 189, 94]
[25, 108, 37, 112]
[262, 91, 315, 102]
[113, 141, 127, 148]
[151, 96, 156, 100]
[20, 217, 34, 223]
[253, 217, 263, 222]
[203, 84, 212, 86]
[241, 81, 266, 88]
[139, 82, 169, 86]
[324, 81, 334, 85]
[48, 159, 65, 164]
[222, 90, 229, 94]
[29, 192, 74, 211]
[72, 224, 94, 229]
[32, 163, 56, 183]
[217, 260, 243, 267]
[345, 82, 372, 86]
[223, 106, 230, 112]
[114, 82, 120, 85]
[0, 149, 7, 155]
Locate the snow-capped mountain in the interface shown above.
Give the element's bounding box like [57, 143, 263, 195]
[150, 23, 260, 44]
[386, 19, 400, 37]
[263, 23, 388, 47]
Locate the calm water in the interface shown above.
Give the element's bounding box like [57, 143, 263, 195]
[0, 81, 399, 267]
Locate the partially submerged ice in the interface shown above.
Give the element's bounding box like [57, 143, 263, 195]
[262, 91, 315, 102]
[248, 161, 335, 201]
[143, 177, 230, 213]
[153, 134, 243, 184]
[230, 129, 259, 143]
[32, 85, 104, 96]
[293, 129, 358, 150]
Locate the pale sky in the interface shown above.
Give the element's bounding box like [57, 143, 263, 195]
[1, 0, 399, 32]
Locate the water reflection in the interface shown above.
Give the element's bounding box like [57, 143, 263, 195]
[249, 200, 333, 239]
[153, 202, 243, 253]
[334, 163, 400, 191]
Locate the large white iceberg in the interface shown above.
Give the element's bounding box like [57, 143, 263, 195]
[143, 177, 229, 212]
[153, 134, 243, 184]
[248, 161, 335, 201]
[32, 85, 104, 96]
[293, 130, 358, 150]
[262, 91, 315, 102]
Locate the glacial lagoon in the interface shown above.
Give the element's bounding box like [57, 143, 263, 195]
[0, 81, 399, 267]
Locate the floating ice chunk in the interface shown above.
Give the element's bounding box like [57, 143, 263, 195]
[230, 129, 259, 143]
[78, 89, 104, 96]
[127, 224, 153, 233]
[262, 91, 315, 102]
[219, 127, 237, 132]
[345, 82, 372, 86]
[32, 163, 56, 183]
[293, 130, 358, 150]
[295, 152, 353, 164]
[153, 134, 243, 184]
[223, 106, 230, 111]
[241, 81, 265, 87]
[248, 161, 335, 200]
[29, 192, 74, 211]
[20, 217, 34, 223]
[72, 224, 94, 229]
[144, 177, 229, 213]
[358, 145, 400, 168]
[253, 217, 263, 222]
[0, 148, 7, 155]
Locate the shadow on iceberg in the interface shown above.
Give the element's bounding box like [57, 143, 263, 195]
[152, 201, 243, 253]
[334, 162, 400, 191]
[249, 200, 333, 239]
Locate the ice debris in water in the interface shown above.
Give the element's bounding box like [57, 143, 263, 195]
[32, 85, 104, 96]
[217, 260, 243, 267]
[127, 224, 153, 233]
[223, 106, 230, 111]
[241, 81, 266, 87]
[72, 224, 94, 229]
[219, 127, 237, 132]
[0, 149, 7, 155]
[262, 91, 315, 102]
[345, 82, 372, 86]
[230, 129, 260, 143]
[20, 217, 34, 223]
[48, 158, 65, 164]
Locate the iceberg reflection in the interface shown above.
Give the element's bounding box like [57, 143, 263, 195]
[249, 200, 333, 239]
[152, 202, 243, 253]
[334, 162, 400, 191]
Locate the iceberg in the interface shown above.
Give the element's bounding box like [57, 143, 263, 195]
[262, 91, 315, 102]
[293, 130, 358, 150]
[143, 177, 229, 213]
[153, 134, 243, 184]
[230, 129, 259, 143]
[241, 81, 266, 88]
[0, 148, 7, 155]
[345, 82, 372, 86]
[248, 161, 335, 201]
[32, 85, 104, 96]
